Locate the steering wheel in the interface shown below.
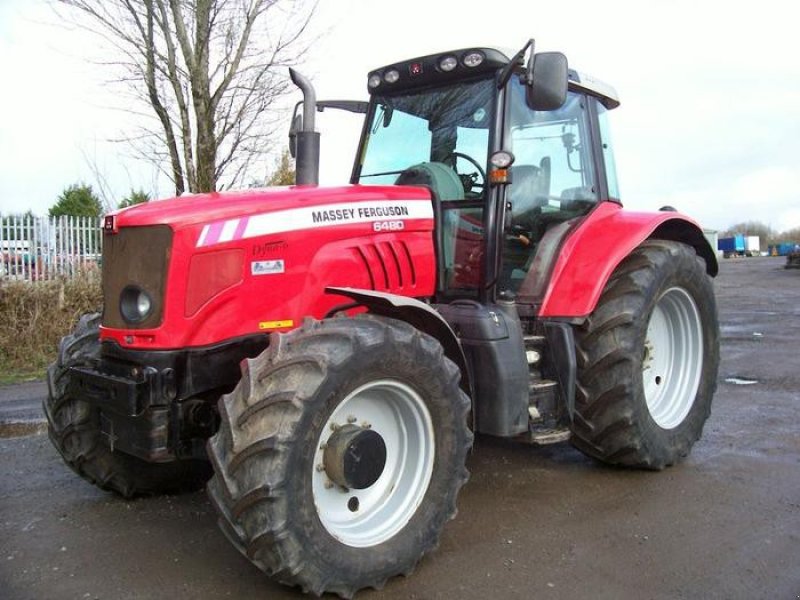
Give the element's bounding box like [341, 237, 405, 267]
[446, 152, 486, 197]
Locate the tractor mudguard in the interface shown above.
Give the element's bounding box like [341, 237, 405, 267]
[537, 202, 717, 319]
[325, 287, 472, 399]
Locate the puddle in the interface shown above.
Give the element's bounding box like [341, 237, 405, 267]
[719, 326, 766, 341]
[724, 377, 759, 386]
[0, 420, 46, 438]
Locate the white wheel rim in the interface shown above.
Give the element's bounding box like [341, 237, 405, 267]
[312, 379, 435, 547]
[642, 287, 703, 429]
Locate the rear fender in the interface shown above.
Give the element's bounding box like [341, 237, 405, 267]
[325, 287, 472, 400]
[538, 202, 717, 319]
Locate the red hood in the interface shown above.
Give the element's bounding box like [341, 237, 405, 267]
[112, 184, 431, 231]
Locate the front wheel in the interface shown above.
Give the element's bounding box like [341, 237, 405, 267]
[207, 315, 472, 597]
[570, 240, 720, 469]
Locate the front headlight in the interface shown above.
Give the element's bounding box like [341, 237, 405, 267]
[120, 285, 153, 324]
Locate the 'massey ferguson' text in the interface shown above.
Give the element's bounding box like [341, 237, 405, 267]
[312, 205, 410, 224]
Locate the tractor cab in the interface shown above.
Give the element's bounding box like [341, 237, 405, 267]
[351, 45, 621, 304]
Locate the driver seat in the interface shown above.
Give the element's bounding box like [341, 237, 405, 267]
[508, 157, 550, 215]
[395, 162, 464, 201]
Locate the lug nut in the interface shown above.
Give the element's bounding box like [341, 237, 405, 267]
[346, 415, 357, 424]
[324, 480, 333, 489]
[316, 464, 325, 472]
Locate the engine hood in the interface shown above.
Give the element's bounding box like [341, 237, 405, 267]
[112, 184, 431, 231]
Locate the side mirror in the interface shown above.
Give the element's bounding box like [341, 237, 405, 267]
[288, 112, 302, 158]
[525, 52, 568, 111]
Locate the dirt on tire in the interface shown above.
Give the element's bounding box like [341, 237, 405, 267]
[570, 240, 720, 469]
[206, 315, 472, 597]
[44, 313, 211, 498]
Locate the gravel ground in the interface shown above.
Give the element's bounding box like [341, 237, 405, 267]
[1, 256, 798, 599]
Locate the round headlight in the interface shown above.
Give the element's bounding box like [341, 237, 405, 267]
[384, 69, 400, 83]
[439, 56, 458, 72]
[120, 285, 153, 323]
[368, 74, 382, 89]
[462, 51, 485, 68]
[490, 150, 515, 169]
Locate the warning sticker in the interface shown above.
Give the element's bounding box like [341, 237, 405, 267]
[259, 319, 294, 330]
[251, 259, 284, 275]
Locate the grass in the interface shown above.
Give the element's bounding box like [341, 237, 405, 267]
[0, 269, 102, 383]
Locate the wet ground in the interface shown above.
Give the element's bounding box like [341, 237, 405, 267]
[1, 256, 798, 599]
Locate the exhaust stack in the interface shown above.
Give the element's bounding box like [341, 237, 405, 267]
[289, 68, 320, 186]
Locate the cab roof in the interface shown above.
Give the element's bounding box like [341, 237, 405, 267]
[368, 46, 620, 110]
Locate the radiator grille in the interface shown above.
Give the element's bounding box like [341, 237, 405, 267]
[354, 240, 417, 292]
[102, 225, 172, 329]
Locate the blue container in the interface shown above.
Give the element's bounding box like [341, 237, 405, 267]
[718, 235, 745, 254]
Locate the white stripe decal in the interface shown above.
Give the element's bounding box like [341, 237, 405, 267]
[219, 218, 239, 242]
[197, 199, 433, 247]
[196, 225, 210, 247]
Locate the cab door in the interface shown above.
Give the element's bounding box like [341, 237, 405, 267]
[499, 82, 602, 299]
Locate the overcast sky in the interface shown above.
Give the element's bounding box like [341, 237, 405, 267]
[1, 0, 798, 233]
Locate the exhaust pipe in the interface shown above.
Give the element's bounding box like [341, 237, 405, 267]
[289, 68, 320, 186]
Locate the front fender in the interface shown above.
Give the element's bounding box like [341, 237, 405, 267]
[538, 202, 717, 319]
[325, 287, 472, 400]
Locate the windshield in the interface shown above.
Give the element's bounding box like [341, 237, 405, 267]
[356, 78, 495, 297]
[356, 78, 494, 200]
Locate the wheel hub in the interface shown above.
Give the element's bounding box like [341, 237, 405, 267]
[643, 286, 703, 429]
[312, 379, 435, 548]
[323, 425, 387, 490]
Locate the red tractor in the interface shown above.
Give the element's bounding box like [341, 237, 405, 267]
[46, 41, 719, 597]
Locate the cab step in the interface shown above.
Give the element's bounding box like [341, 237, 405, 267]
[529, 379, 557, 393]
[518, 426, 571, 445]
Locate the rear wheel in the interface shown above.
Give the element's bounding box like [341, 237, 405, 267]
[207, 315, 472, 597]
[570, 241, 719, 469]
[44, 313, 211, 497]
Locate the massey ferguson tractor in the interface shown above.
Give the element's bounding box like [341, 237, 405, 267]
[45, 41, 720, 597]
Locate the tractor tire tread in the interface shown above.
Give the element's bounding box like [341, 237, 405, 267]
[207, 315, 472, 598]
[44, 313, 211, 498]
[569, 241, 719, 470]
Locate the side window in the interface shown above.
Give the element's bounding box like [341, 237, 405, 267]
[597, 103, 620, 200]
[507, 89, 597, 209]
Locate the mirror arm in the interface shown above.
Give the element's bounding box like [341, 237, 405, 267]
[498, 39, 534, 89]
[524, 39, 536, 85]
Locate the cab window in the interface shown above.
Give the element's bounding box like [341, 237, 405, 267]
[501, 82, 598, 292]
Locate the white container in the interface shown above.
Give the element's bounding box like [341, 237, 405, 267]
[745, 236, 760, 256]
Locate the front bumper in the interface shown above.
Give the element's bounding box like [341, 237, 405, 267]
[68, 364, 176, 461]
[69, 335, 268, 462]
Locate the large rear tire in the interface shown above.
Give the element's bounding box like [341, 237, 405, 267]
[44, 313, 211, 498]
[207, 315, 472, 597]
[570, 241, 719, 469]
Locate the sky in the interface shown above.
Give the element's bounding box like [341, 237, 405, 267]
[1, 0, 799, 233]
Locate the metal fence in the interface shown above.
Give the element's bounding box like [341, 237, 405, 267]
[0, 215, 102, 282]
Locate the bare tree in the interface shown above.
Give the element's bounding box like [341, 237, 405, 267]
[720, 221, 777, 245]
[58, 0, 316, 195]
